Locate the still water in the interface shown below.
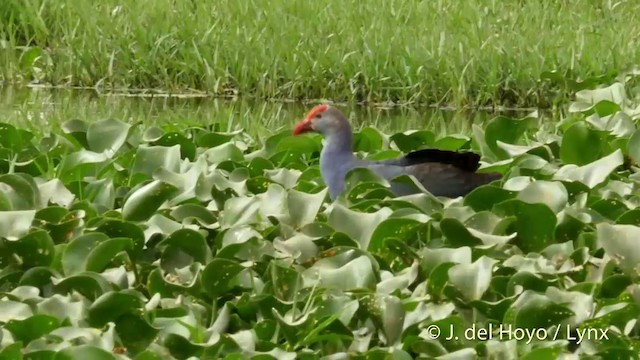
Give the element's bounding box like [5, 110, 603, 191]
[0, 86, 533, 137]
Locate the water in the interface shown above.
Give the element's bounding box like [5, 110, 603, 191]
[0, 86, 530, 138]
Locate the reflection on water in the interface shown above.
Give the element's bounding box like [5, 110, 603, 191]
[0, 86, 533, 137]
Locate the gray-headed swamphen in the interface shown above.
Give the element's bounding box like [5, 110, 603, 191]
[292, 104, 502, 200]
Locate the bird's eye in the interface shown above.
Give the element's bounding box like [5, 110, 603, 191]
[315, 113, 322, 119]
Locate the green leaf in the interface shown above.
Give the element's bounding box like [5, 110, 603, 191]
[88, 291, 144, 327]
[275, 135, 321, 155]
[122, 180, 178, 221]
[9, 229, 55, 267]
[553, 149, 624, 188]
[628, 128, 640, 165]
[151, 132, 196, 160]
[85, 237, 134, 273]
[517, 180, 568, 213]
[369, 218, 424, 252]
[503, 290, 574, 329]
[447, 256, 497, 301]
[484, 115, 535, 159]
[86, 118, 132, 153]
[95, 219, 145, 256]
[115, 313, 159, 355]
[169, 204, 216, 226]
[464, 186, 514, 212]
[53, 272, 112, 301]
[0, 210, 35, 240]
[287, 188, 327, 228]
[0, 173, 40, 210]
[390, 130, 435, 153]
[597, 223, 640, 276]
[560, 121, 604, 165]
[201, 258, 245, 297]
[159, 228, 211, 267]
[204, 142, 244, 164]
[494, 199, 556, 252]
[5, 314, 60, 343]
[440, 218, 515, 248]
[0, 342, 23, 359]
[131, 144, 181, 177]
[354, 127, 384, 152]
[56, 345, 118, 360]
[327, 204, 392, 249]
[301, 250, 376, 291]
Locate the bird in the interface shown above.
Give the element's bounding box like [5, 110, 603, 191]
[292, 104, 502, 200]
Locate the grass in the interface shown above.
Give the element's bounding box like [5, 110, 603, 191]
[1, 0, 639, 108]
[0, 87, 504, 137]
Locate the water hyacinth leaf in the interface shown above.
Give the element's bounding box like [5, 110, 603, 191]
[86, 118, 132, 153]
[151, 132, 196, 160]
[38, 179, 75, 208]
[196, 131, 234, 148]
[275, 135, 321, 155]
[559, 121, 604, 165]
[302, 251, 376, 290]
[0, 122, 28, 151]
[353, 126, 384, 152]
[201, 258, 245, 297]
[390, 130, 436, 153]
[569, 82, 627, 112]
[0, 342, 22, 359]
[493, 200, 556, 253]
[433, 134, 469, 150]
[420, 247, 472, 275]
[56, 345, 118, 360]
[85, 237, 134, 273]
[464, 185, 514, 212]
[516, 180, 568, 213]
[0, 191, 11, 211]
[169, 204, 217, 226]
[553, 149, 623, 188]
[616, 209, 640, 226]
[597, 223, 640, 276]
[0, 173, 40, 210]
[368, 218, 424, 252]
[327, 203, 392, 249]
[484, 115, 535, 159]
[204, 142, 244, 164]
[628, 129, 640, 165]
[270, 262, 302, 301]
[122, 180, 178, 221]
[440, 218, 515, 248]
[4, 314, 61, 343]
[142, 126, 164, 142]
[0, 210, 36, 240]
[53, 272, 112, 301]
[159, 228, 211, 265]
[62, 232, 109, 275]
[9, 229, 55, 268]
[131, 144, 181, 177]
[287, 187, 328, 228]
[447, 256, 497, 301]
[520, 347, 564, 360]
[115, 313, 160, 355]
[88, 291, 144, 328]
[503, 290, 574, 329]
[95, 219, 145, 255]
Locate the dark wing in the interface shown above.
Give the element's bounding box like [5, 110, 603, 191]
[368, 148, 499, 197]
[377, 148, 481, 172]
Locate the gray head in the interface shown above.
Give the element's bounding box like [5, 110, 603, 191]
[292, 104, 352, 137]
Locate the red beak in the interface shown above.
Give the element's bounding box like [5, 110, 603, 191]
[292, 119, 313, 135]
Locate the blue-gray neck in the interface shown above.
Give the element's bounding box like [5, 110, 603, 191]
[320, 130, 357, 200]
